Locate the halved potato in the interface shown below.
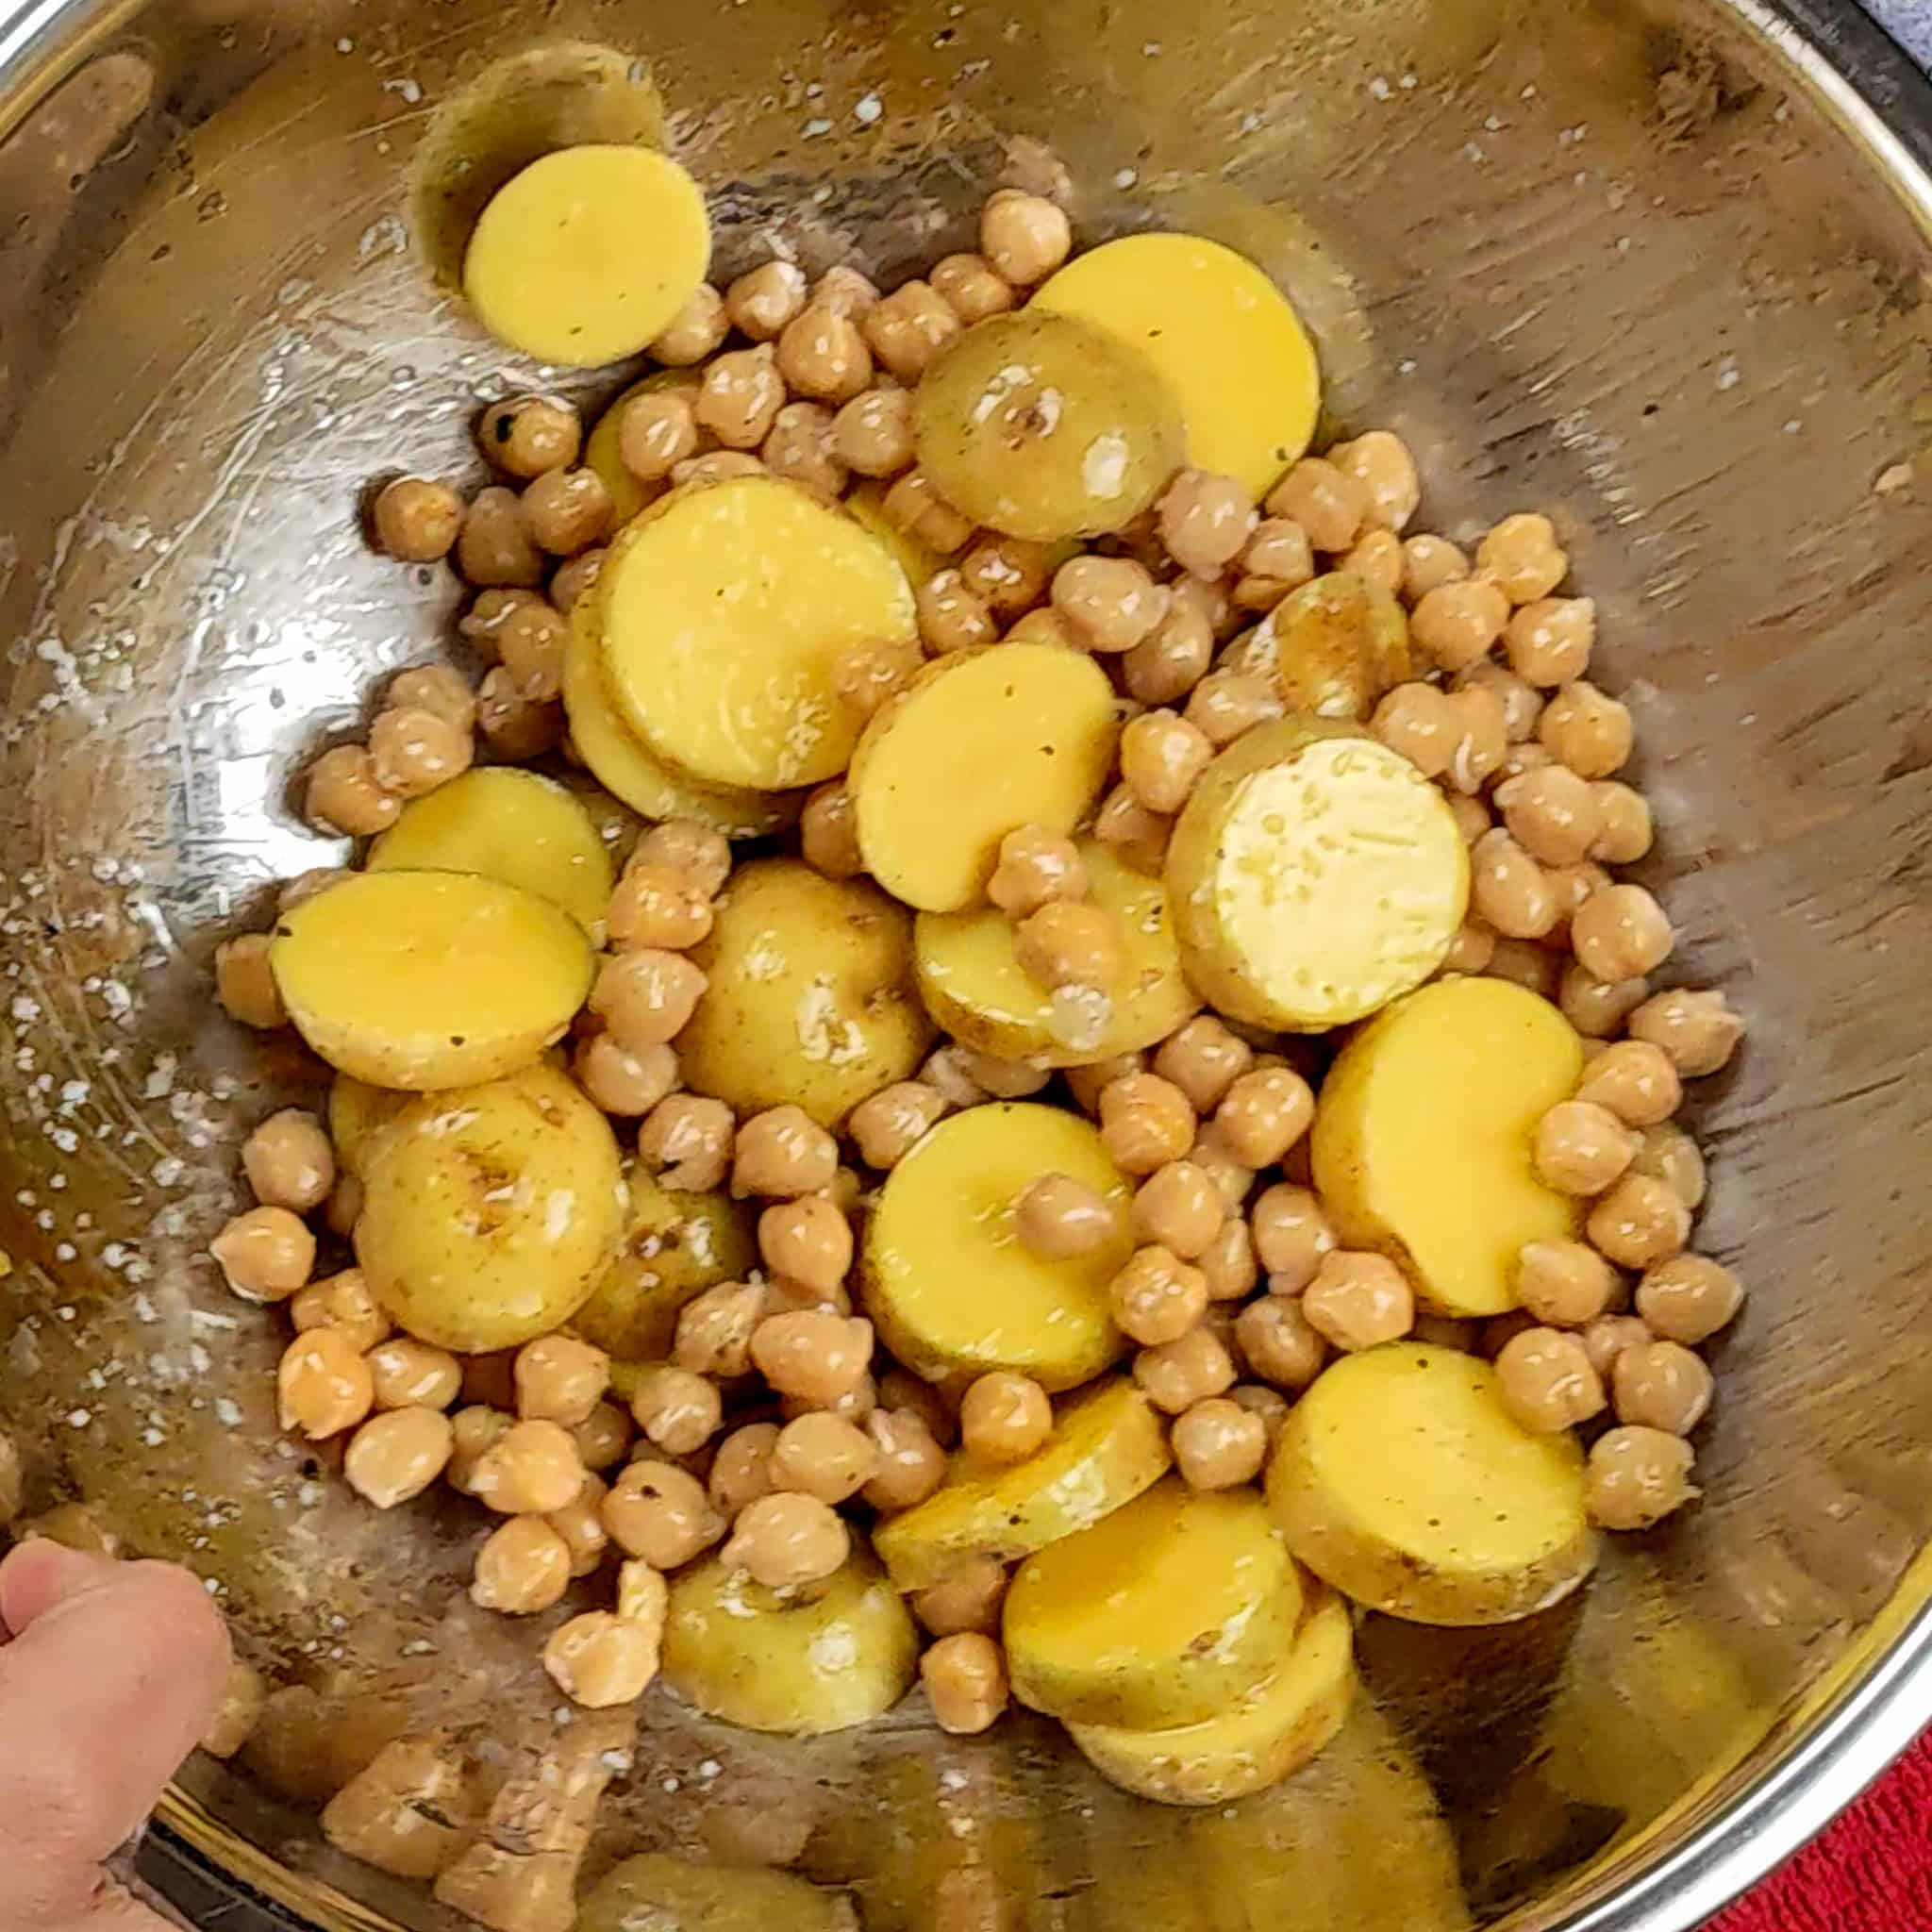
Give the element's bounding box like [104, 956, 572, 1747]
[1267, 1342, 1598, 1625]
[1260, 573, 1411, 721]
[271, 871, 593, 1091]
[679, 858, 933, 1127]
[367, 767, 615, 934]
[355, 1063, 626, 1355]
[327, 1076, 408, 1176]
[662, 1549, 918, 1736]
[600, 475, 916, 791]
[915, 842, 1198, 1066]
[860, 1103, 1130, 1391]
[1310, 977, 1583, 1316]
[872, 1377, 1170, 1592]
[1165, 721, 1467, 1032]
[579, 1857, 858, 1932]
[849, 643, 1118, 913]
[1005, 1479, 1300, 1728]
[1068, 1584, 1356, 1806]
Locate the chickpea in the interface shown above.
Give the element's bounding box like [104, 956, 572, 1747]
[591, 948, 708, 1050]
[830, 642, 920, 730]
[923, 1632, 1010, 1737]
[951, 1372, 1048, 1467]
[724, 258, 808, 341]
[695, 343, 785, 450]
[367, 1340, 462, 1412]
[1486, 936, 1561, 998]
[1172, 1398, 1270, 1491]
[1558, 963, 1649, 1041]
[1235, 1295, 1327, 1391]
[290, 1268, 391, 1353]
[465, 1514, 571, 1616]
[444, 1406, 512, 1496]
[1515, 1239, 1619, 1327]
[938, 1048, 1040, 1107]
[956, 535, 1050, 619]
[212, 1206, 314, 1304]
[1190, 1122, 1258, 1213]
[929, 251, 1017, 324]
[305, 744, 402, 837]
[662, 1281, 760, 1383]
[1131, 1160, 1224, 1260]
[277, 1329, 374, 1441]
[1491, 1328, 1604, 1435]
[770, 1411, 878, 1505]
[1587, 1425, 1698, 1531]
[1133, 1327, 1236, 1416]
[1612, 1339, 1714, 1436]
[236, 1109, 332, 1215]
[763, 401, 849, 496]
[1098, 1073, 1196, 1177]
[863, 280, 963, 383]
[722, 1491, 850, 1589]
[1370, 683, 1457, 778]
[1442, 686, 1508, 793]
[862, 1407, 947, 1512]
[469, 1419, 584, 1517]
[1494, 740, 1557, 790]
[831, 387, 915, 478]
[507, 1336, 606, 1428]
[707, 1423, 781, 1521]
[1438, 923, 1496, 976]
[882, 469, 976, 556]
[1454, 662, 1543, 744]
[369, 705, 474, 800]
[342, 1408, 454, 1514]
[917, 567, 998, 655]
[603, 1459, 724, 1567]
[1123, 583, 1216, 706]
[1250, 1184, 1336, 1291]
[1539, 681, 1633, 777]
[214, 933, 286, 1029]
[1634, 1123, 1707, 1210]
[635, 1093, 733, 1191]
[1579, 1313, 1654, 1382]
[1447, 793, 1492, 845]
[980, 189, 1072, 284]
[547, 1475, 612, 1578]
[1158, 470, 1257, 578]
[912, 1554, 1008, 1637]
[999, 1175, 1116, 1270]
[922, 1044, 990, 1111]
[382, 670, 475, 744]
[632, 820, 730, 897]
[1109, 1245, 1209, 1346]
[1627, 989, 1745, 1078]
[571, 1402, 634, 1474]
[1492, 767, 1601, 871]
[1226, 1381, 1291, 1445]
[1399, 533, 1470, 602]
[1477, 513, 1567, 605]
[1533, 1100, 1640, 1196]
[1571, 884, 1674, 984]
[767, 305, 872, 413]
[758, 1196, 854, 1297]
[1630, 1252, 1741, 1348]
[1411, 579, 1509, 674]
[1088, 786, 1168, 879]
[1339, 526, 1406, 599]
[1063, 1051, 1144, 1117]
[198, 1658, 266, 1760]
[522, 466, 613, 557]
[620, 390, 699, 482]
[1504, 595, 1595, 688]
[1589, 781, 1654, 865]
[626, 1364, 722, 1457]
[544, 1611, 660, 1708]
[1214, 1066, 1315, 1169]
[733, 1104, 839, 1201]
[475, 666, 563, 759]
[1197, 1217, 1259, 1304]
[843, 1082, 942, 1172]
[1052, 557, 1168, 654]
[1587, 1173, 1691, 1271]
[1184, 670, 1284, 750]
[1575, 1042, 1681, 1131]
[456, 485, 545, 589]
[478, 395, 581, 476]
[1264, 458, 1367, 553]
[751, 1309, 873, 1406]
[1302, 1251, 1414, 1352]
[650, 283, 729, 364]
[1014, 902, 1124, 997]
[983, 826, 1083, 919]
[373, 476, 464, 562]
[1329, 431, 1420, 533]
[574, 1035, 678, 1119]
[1115, 708, 1211, 816]
[1147, 1018, 1247, 1118]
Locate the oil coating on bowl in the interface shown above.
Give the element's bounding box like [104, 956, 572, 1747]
[0, 1, 1927, 1929]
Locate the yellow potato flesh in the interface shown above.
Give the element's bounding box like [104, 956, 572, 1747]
[326, 1075, 408, 1176]
[1032, 232, 1320, 500]
[845, 481, 945, 590]
[579, 1857, 856, 1932]
[462, 144, 709, 368]
[1166, 722, 1468, 1031]
[1310, 976, 1583, 1316]
[601, 476, 916, 791]
[355, 1063, 625, 1355]
[270, 870, 592, 1091]
[1005, 1478, 1300, 1729]
[872, 1378, 1170, 1592]
[661, 1550, 918, 1736]
[679, 858, 933, 1128]
[860, 1102, 1131, 1392]
[367, 767, 615, 934]
[915, 841, 1198, 1066]
[562, 598, 800, 838]
[583, 373, 680, 530]
[1068, 1585, 1356, 1806]
[1267, 1343, 1597, 1626]
[850, 643, 1119, 913]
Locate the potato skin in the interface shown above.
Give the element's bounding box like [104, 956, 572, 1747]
[1265, 572, 1411, 721]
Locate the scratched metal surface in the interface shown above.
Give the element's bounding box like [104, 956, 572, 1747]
[0, 1, 1925, 1929]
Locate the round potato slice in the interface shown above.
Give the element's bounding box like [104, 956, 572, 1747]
[845, 481, 946, 591]
[1267, 1343, 1598, 1626]
[872, 1377, 1171, 1592]
[1068, 1584, 1356, 1806]
[1032, 232, 1321, 499]
[1005, 1479, 1301, 1729]
[368, 767, 615, 934]
[850, 643, 1119, 913]
[326, 1075, 408, 1177]
[462, 144, 710, 367]
[1310, 977, 1583, 1317]
[1165, 721, 1468, 1032]
[662, 1550, 918, 1736]
[355, 1063, 626, 1355]
[860, 1102, 1131, 1392]
[270, 870, 593, 1091]
[600, 475, 916, 791]
[915, 841, 1198, 1066]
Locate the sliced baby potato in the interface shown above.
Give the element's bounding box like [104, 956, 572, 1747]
[579, 1857, 858, 1932]
[601, 475, 917, 791]
[850, 643, 1119, 913]
[583, 373, 684, 530]
[1310, 977, 1582, 1317]
[271, 870, 593, 1091]
[327, 1075, 408, 1176]
[916, 841, 1198, 1065]
[1068, 1584, 1356, 1806]
[562, 598, 802, 839]
[367, 767, 615, 935]
[355, 1063, 626, 1355]
[1165, 720, 1468, 1032]
[845, 481, 946, 591]
[679, 858, 933, 1128]
[1259, 572, 1411, 722]
[1267, 1342, 1598, 1626]
[872, 1377, 1170, 1592]
[462, 143, 710, 368]
[662, 1549, 919, 1736]
[1005, 1478, 1301, 1729]
[1032, 233, 1320, 500]
[860, 1103, 1131, 1392]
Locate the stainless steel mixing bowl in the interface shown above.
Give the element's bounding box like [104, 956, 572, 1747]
[0, 1, 1928, 1927]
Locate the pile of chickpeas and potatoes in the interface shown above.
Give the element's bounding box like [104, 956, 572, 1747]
[160, 128, 1751, 1909]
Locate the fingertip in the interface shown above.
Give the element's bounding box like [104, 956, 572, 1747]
[118, 1559, 234, 1682]
[0, 1537, 116, 1635]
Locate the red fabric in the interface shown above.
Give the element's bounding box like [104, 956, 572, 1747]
[1710, 1729, 1932, 1930]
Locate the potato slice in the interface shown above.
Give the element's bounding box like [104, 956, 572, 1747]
[1310, 977, 1582, 1316]
[1165, 721, 1467, 1031]
[1005, 1479, 1301, 1728]
[562, 599, 802, 840]
[356, 1063, 626, 1354]
[1257, 573, 1411, 721]
[1032, 233, 1320, 499]
[327, 1075, 408, 1176]
[679, 858, 933, 1128]
[367, 768, 615, 935]
[600, 475, 916, 791]
[860, 1103, 1131, 1392]
[1267, 1342, 1598, 1626]
[579, 1857, 858, 1932]
[463, 144, 709, 367]
[915, 841, 1199, 1065]
[271, 871, 593, 1091]
[845, 481, 945, 591]
[1068, 1584, 1356, 1806]
[872, 1377, 1170, 1592]
[850, 643, 1119, 913]
[662, 1550, 918, 1736]
[583, 373, 681, 529]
